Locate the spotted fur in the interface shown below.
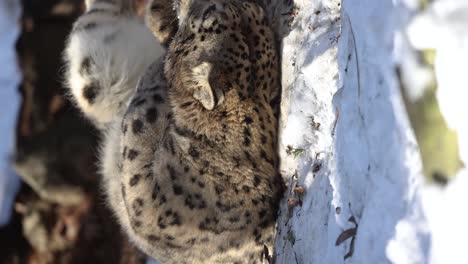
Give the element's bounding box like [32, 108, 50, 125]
[64, 0, 283, 263]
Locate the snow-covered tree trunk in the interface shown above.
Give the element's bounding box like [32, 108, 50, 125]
[273, 0, 426, 262]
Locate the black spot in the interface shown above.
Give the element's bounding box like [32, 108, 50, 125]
[165, 241, 182, 249]
[129, 174, 141, 187]
[245, 211, 251, 218]
[151, 182, 160, 200]
[173, 184, 183, 195]
[180, 101, 193, 109]
[215, 201, 232, 212]
[218, 245, 227, 252]
[253, 228, 261, 242]
[145, 171, 154, 179]
[244, 151, 257, 169]
[259, 219, 270, 228]
[186, 238, 196, 245]
[146, 107, 158, 123]
[229, 216, 240, 223]
[83, 22, 97, 31]
[79, 57, 92, 75]
[198, 222, 207, 231]
[253, 35, 260, 46]
[243, 127, 251, 146]
[215, 185, 225, 195]
[181, 33, 195, 44]
[121, 184, 126, 198]
[242, 185, 250, 193]
[153, 94, 164, 103]
[188, 145, 200, 159]
[148, 235, 160, 241]
[233, 156, 241, 168]
[256, 50, 262, 60]
[159, 195, 167, 204]
[244, 116, 253, 124]
[127, 149, 139, 160]
[260, 134, 267, 143]
[132, 220, 142, 228]
[132, 119, 143, 134]
[122, 146, 127, 158]
[158, 219, 167, 229]
[164, 137, 176, 155]
[171, 213, 182, 226]
[135, 198, 144, 206]
[258, 209, 268, 219]
[261, 150, 270, 161]
[167, 165, 177, 180]
[82, 83, 99, 104]
[185, 196, 195, 209]
[254, 175, 261, 187]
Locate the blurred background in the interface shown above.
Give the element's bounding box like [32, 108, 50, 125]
[0, 0, 146, 263]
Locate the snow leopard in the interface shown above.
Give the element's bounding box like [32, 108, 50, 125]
[64, 0, 283, 262]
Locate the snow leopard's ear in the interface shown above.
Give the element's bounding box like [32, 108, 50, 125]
[191, 62, 224, 110]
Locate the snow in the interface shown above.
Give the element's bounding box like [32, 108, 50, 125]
[274, 0, 427, 263]
[274, 0, 467, 262]
[0, 0, 22, 226]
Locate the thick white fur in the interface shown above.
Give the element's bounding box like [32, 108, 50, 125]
[99, 120, 157, 253]
[99, 61, 174, 261]
[64, 0, 167, 256]
[64, 3, 163, 126]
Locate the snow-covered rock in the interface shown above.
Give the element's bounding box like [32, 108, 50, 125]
[274, 0, 427, 263]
